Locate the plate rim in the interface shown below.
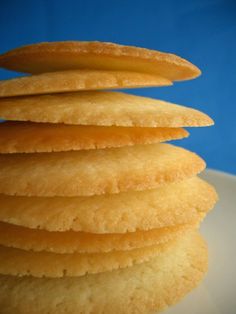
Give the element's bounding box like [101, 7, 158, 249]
[205, 168, 236, 181]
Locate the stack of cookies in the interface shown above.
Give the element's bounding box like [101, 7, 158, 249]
[0, 42, 217, 314]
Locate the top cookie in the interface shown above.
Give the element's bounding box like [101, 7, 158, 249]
[0, 41, 201, 81]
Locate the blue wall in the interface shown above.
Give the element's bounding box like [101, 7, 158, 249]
[0, 0, 236, 174]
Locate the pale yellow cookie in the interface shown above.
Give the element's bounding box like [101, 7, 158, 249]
[0, 121, 188, 154]
[0, 230, 198, 278]
[0, 91, 213, 127]
[0, 177, 217, 233]
[0, 143, 205, 196]
[0, 222, 194, 253]
[0, 41, 201, 81]
[0, 240, 177, 278]
[0, 231, 208, 314]
[0, 70, 171, 98]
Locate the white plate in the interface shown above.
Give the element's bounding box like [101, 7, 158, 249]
[164, 169, 236, 314]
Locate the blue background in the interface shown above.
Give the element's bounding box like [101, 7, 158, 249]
[0, 0, 235, 174]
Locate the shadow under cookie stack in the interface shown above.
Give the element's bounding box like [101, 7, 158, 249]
[0, 42, 218, 314]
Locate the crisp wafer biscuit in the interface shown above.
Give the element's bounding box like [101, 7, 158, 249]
[0, 91, 213, 127]
[0, 177, 217, 233]
[0, 121, 188, 154]
[0, 41, 201, 80]
[0, 231, 208, 314]
[0, 222, 193, 253]
[0, 144, 206, 196]
[0, 241, 175, 278]
[0, 70, 171, 98]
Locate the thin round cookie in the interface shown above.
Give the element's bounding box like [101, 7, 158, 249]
[0, 240, 176, 278]
[0, 121, 188, 154]
[0, 177, 217, 233]
[0, 70, 171, 98]
[0, 143, 206, 196]
[0, 222, 194, 253]
[0, 91, 213, 127]
[0, 41, 201, 80]
[0, 231, 208, 314]
[0, 230, 200, 278]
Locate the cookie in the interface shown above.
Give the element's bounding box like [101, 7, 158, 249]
[0, 231, 208, 313]
[0, 230, 200, 278]
[0, 91, 213, 127]
[0, 121, 188, 154]
[0, 239, 179, 278]
[0, 222, 194, 253]
[0, 70, 171, 98]
[0, 41, 201, 80]
[0, 177, 217, 233]
[0, 143, 206, 196]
